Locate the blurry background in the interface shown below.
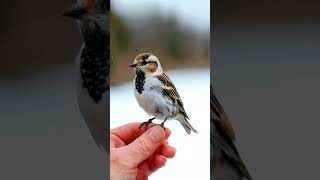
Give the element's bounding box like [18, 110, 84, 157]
[110, 0, 210, 179]
[110, 0, 209, 85]
[0, 0, 105, 179]
[213, 0, 320, 179]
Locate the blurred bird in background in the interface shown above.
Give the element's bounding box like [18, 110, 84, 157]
[210, 86, 252, 180]
[63, 0, 109, 152]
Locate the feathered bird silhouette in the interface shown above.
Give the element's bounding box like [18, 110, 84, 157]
[130, 53, 198, 134]
[63, 0, 109, 152]
[210, 86, 252, 180]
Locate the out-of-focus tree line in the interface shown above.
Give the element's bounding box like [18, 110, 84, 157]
[110, 11, 209, 85]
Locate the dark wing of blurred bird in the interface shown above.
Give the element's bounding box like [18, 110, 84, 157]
[210, 86, 252, 180]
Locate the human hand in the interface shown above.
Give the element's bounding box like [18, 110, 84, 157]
[110, 123, 176, 180]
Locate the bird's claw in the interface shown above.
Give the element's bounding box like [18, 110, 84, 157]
[140, 117, 155, 130]
[159, 122, 166, 130]
[140, 117, 166, 130]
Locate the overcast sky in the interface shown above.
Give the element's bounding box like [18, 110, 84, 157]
[112, 0, 210, 33]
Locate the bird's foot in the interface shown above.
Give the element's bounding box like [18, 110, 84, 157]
[159, 122, 166, 130]
[158, 117, 168, 130]
[140, 117, 155, 130]
[147, 122, 165, 130]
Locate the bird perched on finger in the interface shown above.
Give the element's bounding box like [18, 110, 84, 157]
[63, 0, 109, 152]
[210, 86, 252, 180]
[130, 53, 197, 134]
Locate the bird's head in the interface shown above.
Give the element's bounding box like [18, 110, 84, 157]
[130, 53, 163, 76]
[63, 0, 109, 48]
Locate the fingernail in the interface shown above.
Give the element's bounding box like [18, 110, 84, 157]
[148, 126, 164, 143]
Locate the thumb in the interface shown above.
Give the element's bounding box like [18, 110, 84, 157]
[122, 126, 165, 166]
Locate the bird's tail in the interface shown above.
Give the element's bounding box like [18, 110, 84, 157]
[179, 118, 198, 134]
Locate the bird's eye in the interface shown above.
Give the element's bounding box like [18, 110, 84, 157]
[141, 60, 147, 66]
[147, 61, 158, 67]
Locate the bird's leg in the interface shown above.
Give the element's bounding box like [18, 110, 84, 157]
[140, 117, 155, 130]
[159, 118, 168, 129]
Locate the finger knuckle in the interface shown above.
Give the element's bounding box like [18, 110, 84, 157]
[137, 138, 152, 156]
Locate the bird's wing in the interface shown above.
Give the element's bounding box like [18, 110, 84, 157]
[157, 73, 188, 118]
[211, 86, 235, 140]
[210, 86, 252, 180]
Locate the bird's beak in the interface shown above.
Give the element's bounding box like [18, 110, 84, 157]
[62, 6, 86, 19]
[130, 63, 137, 68]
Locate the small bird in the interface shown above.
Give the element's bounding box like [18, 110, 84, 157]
[130, 53, 197, 134]
[63, 0, 109, 152]
[210, 86, 252, 180]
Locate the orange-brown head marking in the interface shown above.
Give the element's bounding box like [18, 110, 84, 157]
[130, 53, 163, 76]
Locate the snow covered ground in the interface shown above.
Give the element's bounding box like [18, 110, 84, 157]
[111, 69, 210, 180]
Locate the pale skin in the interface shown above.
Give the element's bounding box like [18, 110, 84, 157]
[110, 123, 176, 180]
